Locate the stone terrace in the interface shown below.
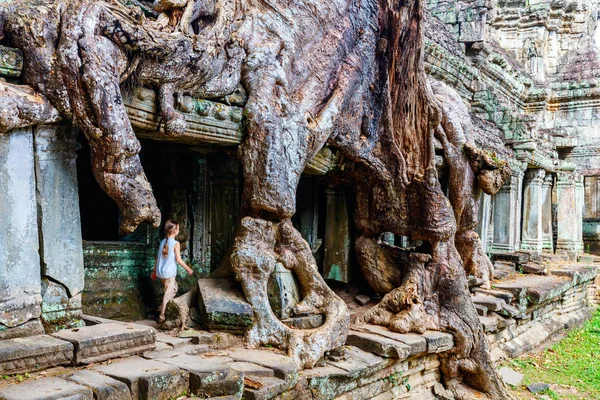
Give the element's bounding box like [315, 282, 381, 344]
[0, 255, 598, 400]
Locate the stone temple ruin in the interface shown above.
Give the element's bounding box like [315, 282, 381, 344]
[0, 0, 600, 399]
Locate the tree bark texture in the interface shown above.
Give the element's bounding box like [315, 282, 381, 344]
[0, 0, 512, 397]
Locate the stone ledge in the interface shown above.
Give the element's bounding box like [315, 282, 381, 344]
[0, 377, 92, 400]
[51, 322, 156, 364]
[0, 335, 74, 375]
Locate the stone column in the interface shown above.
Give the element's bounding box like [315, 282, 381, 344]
[191, 157, 210, 275]
[556, 171, 585, 255]
[491, 169, 523, 252]
[521, 169, 546, 252]
[323, 186, 351, 283]
[541, 173, 554, 251]
[0, 128, 44, 339]
[476, 194, 492, 253]
[34, 124, 85, 332]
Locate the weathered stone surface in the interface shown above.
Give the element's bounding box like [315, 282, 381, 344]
[0, 335, 73, 375]
[520, 262, 548, 276]
[346, 331, 411, 359]
[226, 349, 298, 381]
[93, 356, 188, 400]
[527, 382, 550, 393]
[267, 263, 301, 319]
[281, 314, 324, 329]
[66, 370, 131, 400]
[155, 332, 192, 349]
[0, 377, 92, 400]
[242, 376, 290, 400]
[472, 295, 505, 312]
[197, 279, 253, 334]
[479, 316, 498, 333]
[498, 367, 523, 387]
[52, 322, 156, 364]
[353, 324, 427, 355]
[194, 368, 243, 399]
[354, 295, 371, 306]
[151, 353, 232, 393]
[0, 128, 42, 330]
[0, 45, 22, 77]
[229, 362, 274, 377]
[422, 331, 454, 353]
[473, 288, 514, 304]
[474, 304, 488, 317]
[0, 319, 44, 341]
[498, 303, 521, 318]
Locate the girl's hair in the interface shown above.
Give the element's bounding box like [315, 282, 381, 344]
[163, 220, 179, 257]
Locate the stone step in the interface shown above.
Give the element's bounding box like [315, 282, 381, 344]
[52, 322, 156, 364]
[0, 377, 92, 400]
[66, 370, 132, 400]
[229, 362, 275, 377]
[519, 262, 548, 275]
[193, 368, 243, 399]
[472, 295, 506, 311]
[242, 376, 290, 400]
[473, 288, 514, 304]
[422, 331, 454, 353]
[352, 324, 427, 356]
[550, 265, 599, 285]
[225, 349, 297, 382]
[0, 335, 73, 375]
[346, 331, 411, 359]
[479, 316, 499, 333]
[92, 356, 189, 400]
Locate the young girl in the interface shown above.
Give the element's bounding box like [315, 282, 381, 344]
[151, 220, 194, 323]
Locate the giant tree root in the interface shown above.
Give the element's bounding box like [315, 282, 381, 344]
[230, 217, 349, 369]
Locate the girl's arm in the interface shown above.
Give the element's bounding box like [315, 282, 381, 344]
[174, 242, 194, 276]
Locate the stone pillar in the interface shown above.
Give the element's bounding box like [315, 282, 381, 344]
[521, 169, 546, 252]
[491, 169, 523, 252]
[476, 194, 492, 253]
[323, 187, 351, 283]
[541, 173, 554, 251]
[0, 128, 44, 339]
[556, 171, 585, 255]
[191, 157, 210, 276]
[34, 124, 85, 332]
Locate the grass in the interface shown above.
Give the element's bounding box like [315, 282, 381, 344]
[503, 309, 600, 399]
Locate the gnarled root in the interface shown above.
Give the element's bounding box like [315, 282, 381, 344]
[455, 230, 493, 289]
[435, 241, 514, 400]
[464, 142, 511, 196]
[231, 217, 349, 369]
[359, 252, 438, 333]
[0, 83, 62, 133]
[354, 236, 402, 295]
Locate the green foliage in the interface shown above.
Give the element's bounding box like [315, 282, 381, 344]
[505, 309, 600, 399]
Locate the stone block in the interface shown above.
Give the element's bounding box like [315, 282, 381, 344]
[0, 45, 23, 77]
[422, 331, 454, 353]
[229, 362, 274, 377]
[475, 304, 488, 316]
[281, 314, 324, 329]
[498, 303, 522, 318]
[226, 349, 297, 381]
[473, 288, 514, 304]
[155, 332, 192, 349]
[498, 367, 523, 387]
[346, 331, 411, 359]
[194, 368, 243, 399]
[93, 356, 188, 400]
[0, 335, 73, 375]
[66, 370, 132, 400]
[267, 263, 301, 319]
[472, 295, 506, 311]
[52, 322, 156, 364]
[0, 377, 92, 400]
[242, 376, 290, 400]
[527, 382, 550, 393]
[479, 316, 498, 333]
[0, 319, 44, 341]
[152, 353, 232, 394]
[197, 279, 253, 334]
[520, 262, 548, 275]
[354, 295, 371, 306]
[459, 21, 485, 42]
[352, 324, 427, 355]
